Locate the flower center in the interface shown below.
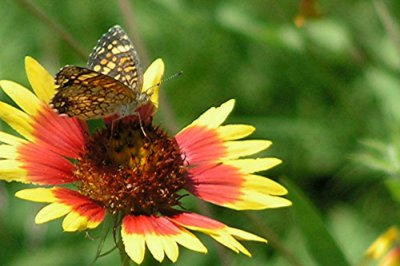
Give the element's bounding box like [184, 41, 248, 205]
[74, 119, 188, 216]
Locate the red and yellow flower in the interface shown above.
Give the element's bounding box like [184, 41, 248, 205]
[0, 57, 291, 264]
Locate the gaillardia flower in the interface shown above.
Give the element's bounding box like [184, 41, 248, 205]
[0, 57, 291, 264]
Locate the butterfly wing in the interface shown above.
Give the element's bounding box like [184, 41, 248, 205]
[87, 25, 143, 92]
[51, 66, 135, 120]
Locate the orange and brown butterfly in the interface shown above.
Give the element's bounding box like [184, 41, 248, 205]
[50, 25, 149, 120]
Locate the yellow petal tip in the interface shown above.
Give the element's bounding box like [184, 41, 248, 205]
[153, 58, 164, 68]
[225, 98, 236, 106]
[219, 99, 236, 114]
[143, 58, 165, 90]
[25, 56, 35, 64]
[24, 56, 55, 103]
[15, 188, 56, 202]
[143, 58, 165, 110]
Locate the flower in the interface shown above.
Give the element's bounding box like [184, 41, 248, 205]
[379, 247, 400, 266]
[365, 226, 399, 263]
[0, 57, 291, 264]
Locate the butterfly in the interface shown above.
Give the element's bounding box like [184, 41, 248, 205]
[50, 25, 149, 120]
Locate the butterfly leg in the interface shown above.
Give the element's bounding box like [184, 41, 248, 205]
[135, 111, 148, 138]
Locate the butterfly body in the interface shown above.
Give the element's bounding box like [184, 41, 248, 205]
[50, 25, 148, 120]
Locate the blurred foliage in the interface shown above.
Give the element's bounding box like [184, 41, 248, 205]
[1, 0, 400, 265]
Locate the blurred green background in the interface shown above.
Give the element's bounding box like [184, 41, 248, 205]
[1, 0, 400, 265]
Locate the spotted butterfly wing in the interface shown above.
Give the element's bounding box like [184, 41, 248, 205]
[50, 25, 145, 120]
[88, 25, 143, 91]
[51, 66, 135, 119]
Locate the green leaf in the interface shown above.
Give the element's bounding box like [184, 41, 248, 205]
[385, 179, 400, 203]
[282, 178, 351, 266]
[365, 67, 400, 123]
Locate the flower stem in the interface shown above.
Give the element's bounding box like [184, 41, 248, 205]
[116, 0, 180, 133]
[247, 212, 304, 266]
[15, 0, 87, 60]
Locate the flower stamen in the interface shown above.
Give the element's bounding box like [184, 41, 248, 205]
[75, 120, 188, 215]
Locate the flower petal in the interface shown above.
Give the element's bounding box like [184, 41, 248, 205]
[143, 58, 164, 110]
[180, 100, 235, 131]
[216, 125, 255, 141]
[0, 160, 28, 182]
[187, 164, 243, 205]
[17, 187, 105, 230]
[122, 227, 146, 264]
[147, 235, 165, 262]
[0, 101, 34, 141]
[53, 188, 105, 231]
[25, 56, 55, 103]
[228, 173, 292, 209]
[18, 142, 76, 185]
[244, 174, 287, 195]
[224, 140, 272, 159]
[176, 122, 271, 165]
[122, 215, 156, 264]
[224, 158, 282, 173]
[187, 163, 290, 210]
[31, 107, 88, 158]
[365, 226, 399, 259]
[63, 211, 91, 232]
[216, 125, 256, 140]
[62, 202, 106, 231]
[228, 190, 292, 210]
[176, 125, 225, 165]
[160, 236, 179, 263]
[15, 188, 57, 202]
[226, 227, 267, 242]
[154, 216, 207, 255]
[122, 215, 206, 264]
[0, 80, 42, 116]
[36, 202, 71, 224]
[0, 144, 18, 159]
[209, 233, 250, 256]
[168, 212, 265, 256]
[0, 131, 26, 146]
[141, 216, 165, 262]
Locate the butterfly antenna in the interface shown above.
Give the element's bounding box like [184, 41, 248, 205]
[157, 71, 183, 87]
[146, 71, 183, 95]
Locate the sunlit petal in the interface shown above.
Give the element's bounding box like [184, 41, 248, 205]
[180, 99, 235, 131]
[0, 144, 18, 159]
[0, 101, 33, 141]
[224, 158, 282, 173]
[15, 188, 57, 202]
[143, 58, 164, 110]
[169, 212, 264, 256]
[36, 202, 71, 224]
[224, 140, 272, 159]
[0, 131, 26, 146]
[25, 56, 55, 103]
[0, 80, 42, 116]
[216, 124, 255, 141]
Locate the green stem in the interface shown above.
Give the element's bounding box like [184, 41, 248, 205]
[117, 0, 180, 134]
[374, 0, 400, 58]
[247, 212, 304, 266]
[15, 0, 87, 60]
